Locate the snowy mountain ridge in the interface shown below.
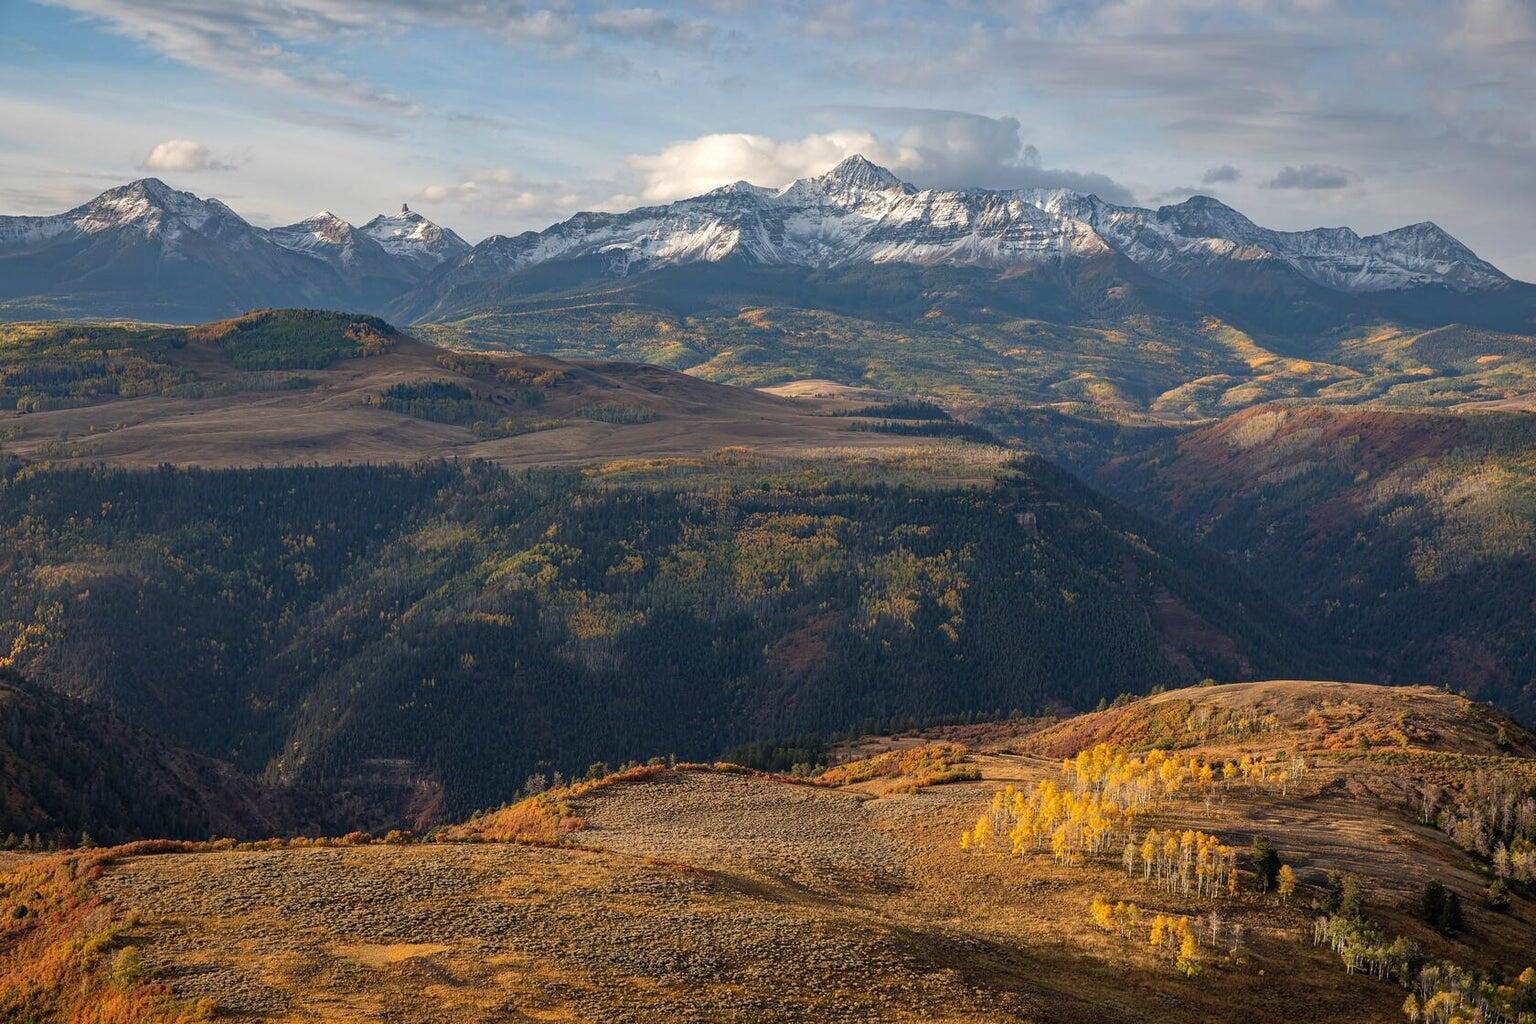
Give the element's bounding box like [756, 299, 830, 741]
[453, 156, 1507, 295]
[0, 180, 465, 273]
[0, 165, 1520, 326]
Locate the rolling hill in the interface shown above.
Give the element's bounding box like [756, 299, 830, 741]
[0, 309, 940, 468]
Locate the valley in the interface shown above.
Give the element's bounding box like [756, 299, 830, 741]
[0, 446, 1319, 828]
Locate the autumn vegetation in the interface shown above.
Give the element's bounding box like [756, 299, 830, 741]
[0, 458, 1316, 828]
[0, 850, 214, 1023]
[811, 742, 978, 792]
[1418, 771, 1536, 883]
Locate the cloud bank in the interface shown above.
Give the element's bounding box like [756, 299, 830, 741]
[624, 113, 1135, 205]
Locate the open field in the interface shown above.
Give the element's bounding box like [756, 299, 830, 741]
[15, 681, 1529, 1024]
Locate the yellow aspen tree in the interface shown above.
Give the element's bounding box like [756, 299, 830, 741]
[1090, 895, 1115, 931]
[1177, 931, 1200, 976]
[1277, 864, 1296, 904]
[1114, 901, 1141, 936]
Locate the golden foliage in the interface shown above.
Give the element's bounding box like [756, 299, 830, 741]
[0, 851, 216, 1023]
[814, 742, 978, 792]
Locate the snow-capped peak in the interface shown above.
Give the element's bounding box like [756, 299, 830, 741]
[71, 178, 238, 236]
[270, 211, 360, 255]
[437, 155, 1510, 294]
[360, 205, 470, 269]
[816, 154, 905, 191]
[0, 177, 252, 259]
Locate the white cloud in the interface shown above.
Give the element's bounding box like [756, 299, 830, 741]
[625, 114, 1135, 204]
[589, 8, 713, 46]
[411, 165, 628, 234]
[40, 0, 423, 113]
[1452, 0, 1536, 50]
[626, 130, 881, 201]
[413, 112, 1136, 240]
[142, 139, 234, 172]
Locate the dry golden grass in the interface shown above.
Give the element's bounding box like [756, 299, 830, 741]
[9, 681, 1533, 1024]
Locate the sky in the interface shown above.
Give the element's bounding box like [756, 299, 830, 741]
[1, 0, 1534, 279]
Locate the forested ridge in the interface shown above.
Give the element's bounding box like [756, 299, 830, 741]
[0, 669, 319, 845]
[0, 457, 1340, 820]
[1091, 404, 1536, 721]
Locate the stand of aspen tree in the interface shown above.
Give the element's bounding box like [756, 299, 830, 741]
[961, 744, 1303, 974]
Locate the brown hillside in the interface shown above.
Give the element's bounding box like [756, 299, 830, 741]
[1021, 680, 1536, 760]
[0, 322, 965, 469]
[10, 681, 1532, 1023]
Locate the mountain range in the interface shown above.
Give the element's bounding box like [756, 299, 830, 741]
[1, 158, 1528, 329]
[0, 178, 466, 322]
[411, 155, 1508, 308]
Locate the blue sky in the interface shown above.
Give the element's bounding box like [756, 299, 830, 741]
[2, 0, 1534, 278]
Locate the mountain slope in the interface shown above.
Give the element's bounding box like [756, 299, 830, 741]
[0, 456, 1343, 818]
[0, 669, 313, 844]
[360, 204, 470, 270]
[0, 182, 463, 322]
[393, 155, 1523, 328]
[1087, 403, 1536, 721]
[268, 211, 421, 308]
[0, 179, 355, 322]
[4, 165, 1528, 339]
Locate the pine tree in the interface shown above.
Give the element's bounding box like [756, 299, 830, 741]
[1419, 880, 1446, 925]
[1436, 889, 1463, 934]
[1249, 834, 1280, 892]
